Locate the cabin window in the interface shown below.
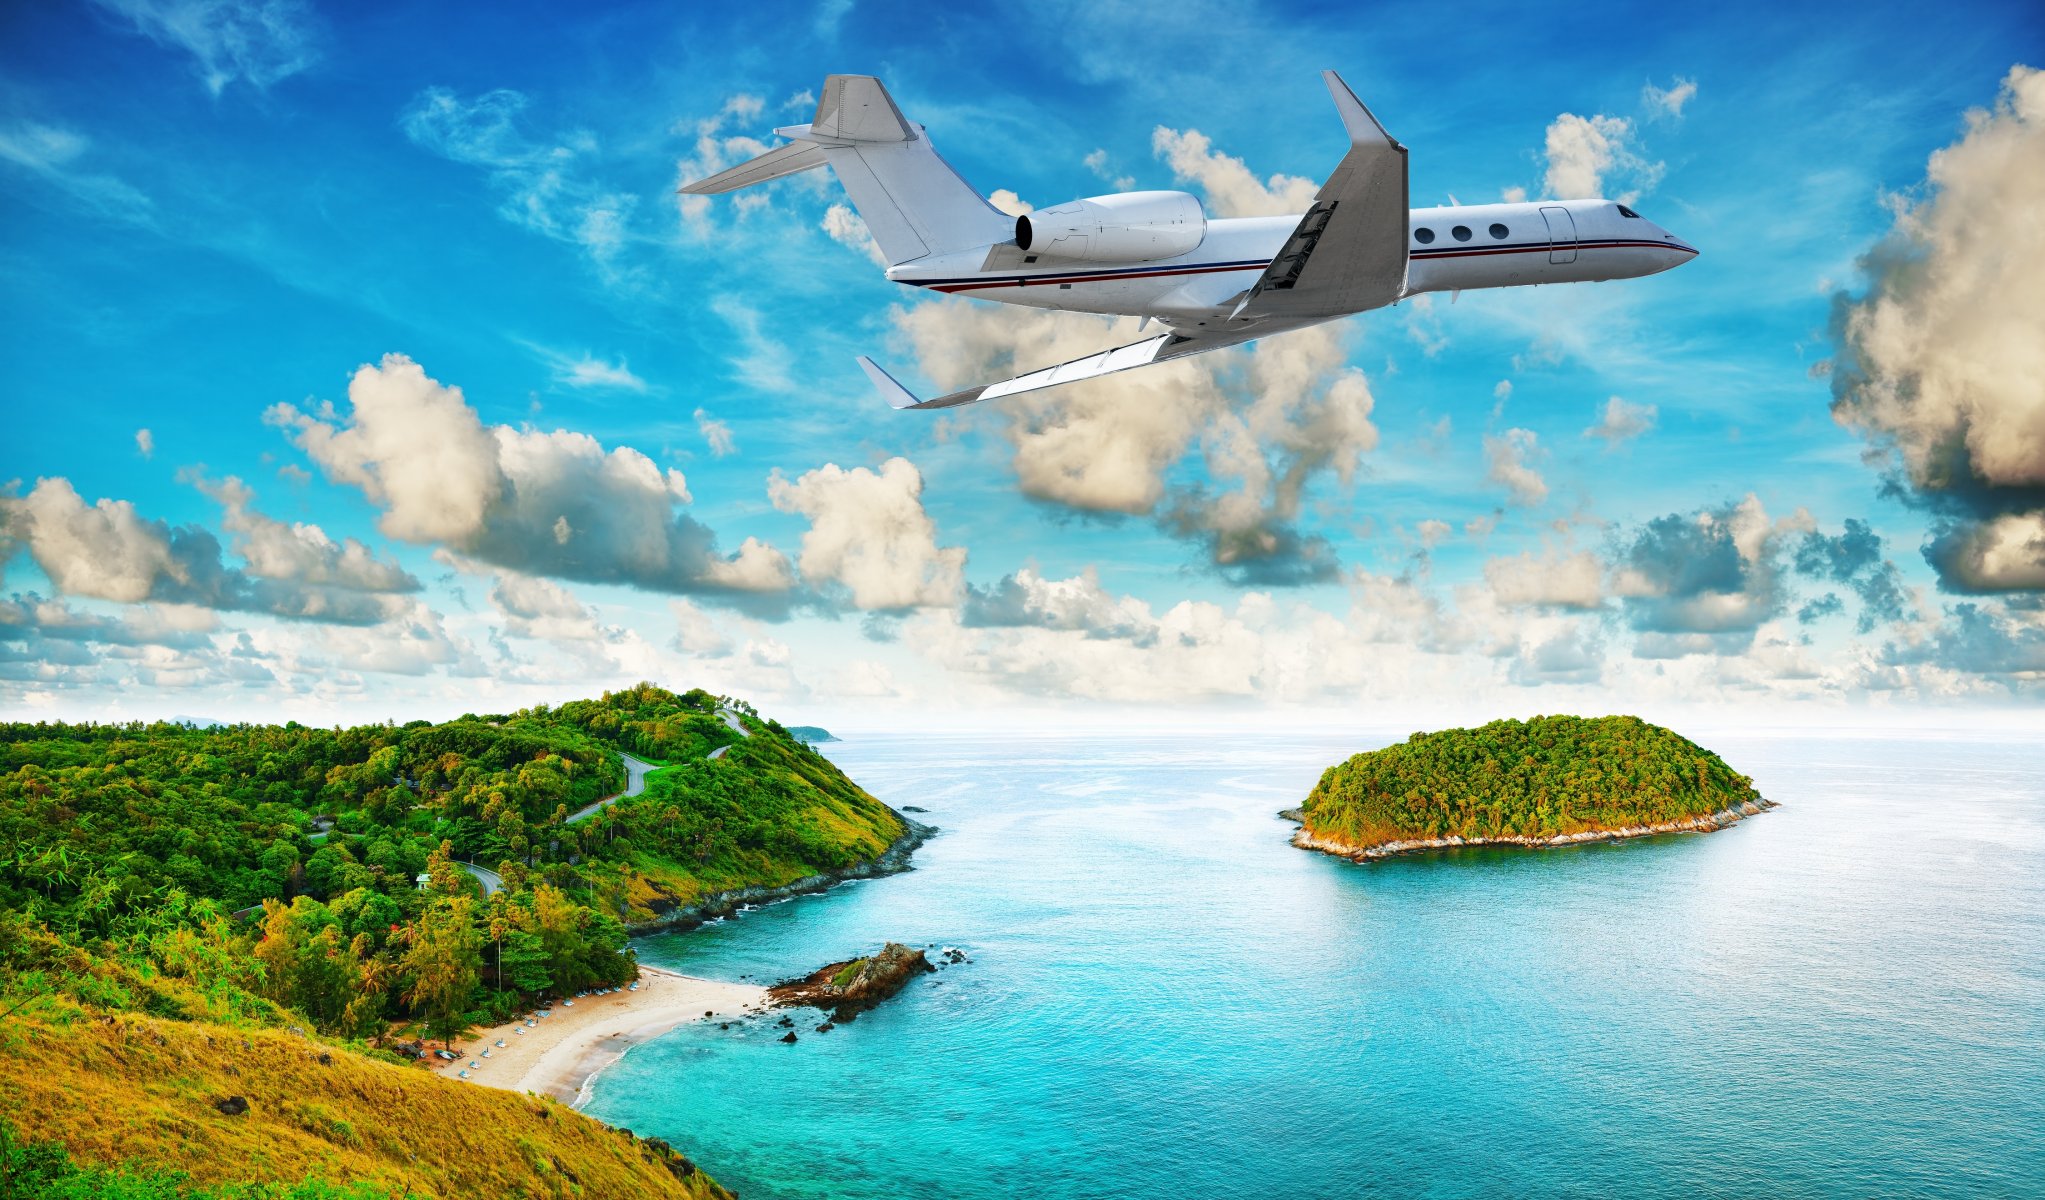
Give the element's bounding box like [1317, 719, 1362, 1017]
[1489, 223, 1509, 239]
[1452, 225, 1472, 242]
[1616, 204, 1641, 218]
[1413, 228, 1435, 244]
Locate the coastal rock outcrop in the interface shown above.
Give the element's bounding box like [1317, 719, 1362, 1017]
[769, 942, 935, 1017]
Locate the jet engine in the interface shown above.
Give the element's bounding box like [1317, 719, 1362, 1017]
[1014, 191, 1206, 263]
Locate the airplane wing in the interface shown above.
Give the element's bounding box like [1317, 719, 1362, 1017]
[857, 323, 1305, 411]
[1231, 71, 1409, 321]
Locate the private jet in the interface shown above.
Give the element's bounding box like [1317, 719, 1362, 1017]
[680, 73, 1697, 410]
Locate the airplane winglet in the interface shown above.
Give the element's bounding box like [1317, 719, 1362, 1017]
[857, 356, 925, 409]
[1321, 70, 1401, 149]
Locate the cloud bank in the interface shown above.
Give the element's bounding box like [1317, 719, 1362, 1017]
[1828, 64, 2045, 594]
[266, 354, 795, 612]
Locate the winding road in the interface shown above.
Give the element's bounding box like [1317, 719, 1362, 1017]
[566, 752, 656, 824]
[459, 860, 503, 896]
[455, 707, 751, 895]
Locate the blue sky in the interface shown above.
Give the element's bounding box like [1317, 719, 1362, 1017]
[3, 0, 2041, 727]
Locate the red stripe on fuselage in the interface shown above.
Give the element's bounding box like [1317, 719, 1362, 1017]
[1411, 239, 1689, 260]
[913, 240, 1692, 294]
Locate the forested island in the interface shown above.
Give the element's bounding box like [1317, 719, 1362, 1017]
[1289, 715, 1774, 862]
[0, 683, 917, 1196]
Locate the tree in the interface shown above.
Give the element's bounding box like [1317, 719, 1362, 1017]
[424, 839, 466, 898]
[253, 897, 364, 1031]
[402, 896, 481, 1046]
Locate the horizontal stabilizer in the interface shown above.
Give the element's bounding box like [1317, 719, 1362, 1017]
[678, 140, 828, 195]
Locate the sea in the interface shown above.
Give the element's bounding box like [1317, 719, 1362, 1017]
[587, 729, 2045, 1199]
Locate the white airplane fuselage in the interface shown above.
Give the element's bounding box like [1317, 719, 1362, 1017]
[681, 73, 1702, 410]
[889, 198, 1696, 331]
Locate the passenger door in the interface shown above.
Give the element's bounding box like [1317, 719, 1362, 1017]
[1540, 206, 1578, 264]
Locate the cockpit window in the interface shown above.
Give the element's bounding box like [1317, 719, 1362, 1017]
[1616, 204, 1641, 218]
[1414, 228, 1435, 244]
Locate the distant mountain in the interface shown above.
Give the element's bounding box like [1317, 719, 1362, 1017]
[786, 725, 840, 744]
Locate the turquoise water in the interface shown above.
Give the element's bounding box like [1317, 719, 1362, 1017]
[589, 731, 2045, 1199]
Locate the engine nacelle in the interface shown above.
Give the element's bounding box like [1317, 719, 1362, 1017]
[1014, 191, 1206, 264]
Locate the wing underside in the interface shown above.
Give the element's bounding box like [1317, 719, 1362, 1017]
[858, 320, 1324, 411]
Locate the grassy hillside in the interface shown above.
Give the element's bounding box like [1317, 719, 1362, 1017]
[1300, 715, 1762, 851]
[0, 912, 726, 1198]
[544, 688, 904, 923]
[596, 730, 905, 923]
[1, 1012, 728, 1199]
[0, 683, 904, 1194]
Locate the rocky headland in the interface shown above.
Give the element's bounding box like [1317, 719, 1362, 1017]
[768, 942, 936, 1025]
[626, 814, 935, 936]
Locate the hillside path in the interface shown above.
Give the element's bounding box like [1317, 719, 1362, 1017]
[564, 753, 655, 825]
[556, 708, 747, 828]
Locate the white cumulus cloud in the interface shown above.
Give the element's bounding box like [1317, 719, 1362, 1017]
[1828, 64, 2045, 593]
[1151, 127, 1318, 216]
[1485, 428, 1548, 507]
[266, 354, 795, 611]
[1584, 396, 1658, 444]
[768, 457, 965, 610]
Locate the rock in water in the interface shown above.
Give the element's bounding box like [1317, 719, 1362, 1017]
[769, 942, 936, 1014]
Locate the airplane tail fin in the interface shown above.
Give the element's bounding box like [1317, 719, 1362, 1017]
[679, 75, 1011, 267]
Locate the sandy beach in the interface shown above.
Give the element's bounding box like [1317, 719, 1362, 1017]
[433, 965, 767, 1104]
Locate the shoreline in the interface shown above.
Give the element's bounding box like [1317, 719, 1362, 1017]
[1287, 800, 1778, 863]
[623, 810, 936, 937]
[435, 964, 768, 1105]
[437, 811, 935, 1108]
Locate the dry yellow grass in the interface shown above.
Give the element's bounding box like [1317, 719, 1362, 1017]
[0, 1010, 731, 1199]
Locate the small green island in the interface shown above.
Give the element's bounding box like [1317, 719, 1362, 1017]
[1288, 715, 1775, 862]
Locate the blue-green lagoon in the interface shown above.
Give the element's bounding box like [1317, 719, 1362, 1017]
[589, 730, 2045, 1199]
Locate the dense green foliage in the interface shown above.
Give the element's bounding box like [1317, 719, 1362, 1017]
[0, 684, 901, 1048]
[0, 683, 888, 1196]
[1302, 715, 1762, 848]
